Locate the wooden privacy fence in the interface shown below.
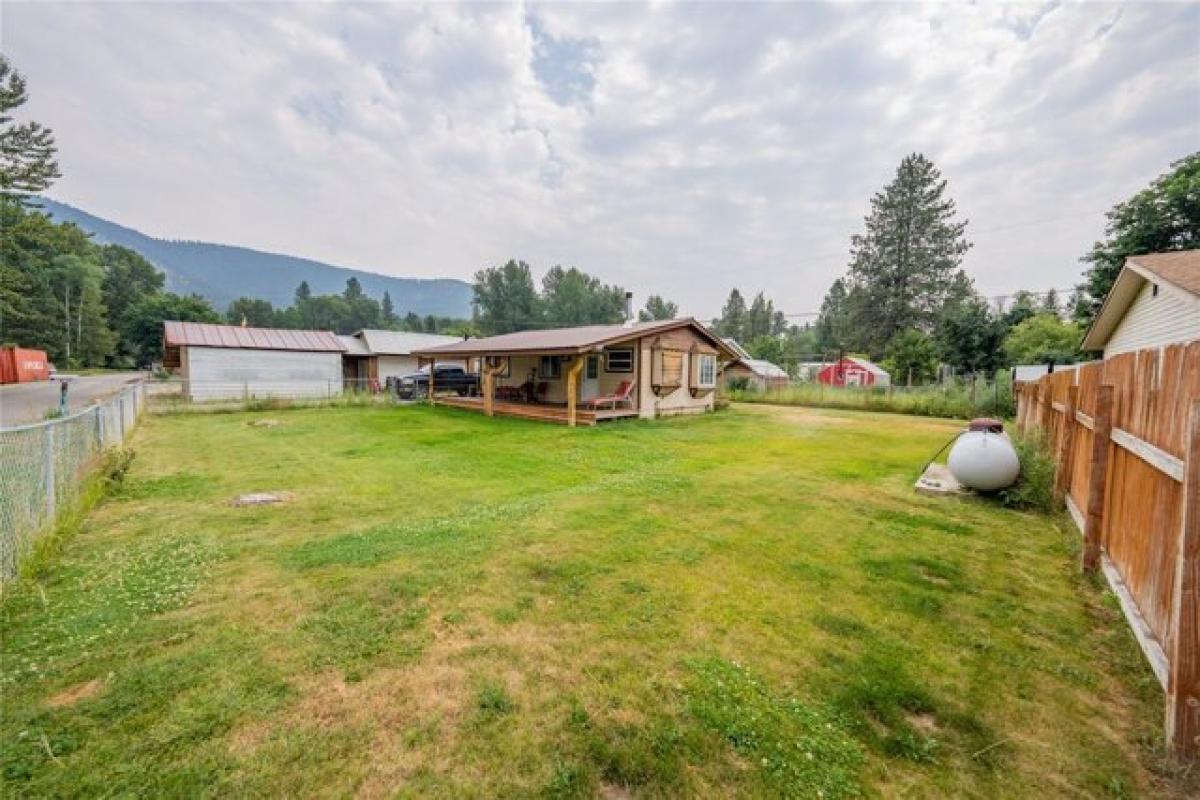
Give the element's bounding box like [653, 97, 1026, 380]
[1014, 340, 1199, 758]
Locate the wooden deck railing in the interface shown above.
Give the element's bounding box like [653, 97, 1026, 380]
[1015, 340, 1199, 758]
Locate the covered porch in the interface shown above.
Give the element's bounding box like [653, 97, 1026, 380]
[417, 348, 639, 427]
[435, 395, 639, 426]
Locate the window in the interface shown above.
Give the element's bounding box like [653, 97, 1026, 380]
[539, 355, 562, 379]
[697, 354, 716, 387]
[605, 348, 634, 373]
[586, 355, 598, 380]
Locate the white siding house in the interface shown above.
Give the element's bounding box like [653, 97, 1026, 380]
[164, 321, 347, 401]
[1081, 250, 1200, 357]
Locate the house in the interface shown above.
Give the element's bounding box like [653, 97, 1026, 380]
[720, 339, 789, 390]
[163, 321, 345, 401]
[412, 317, 736, 426]
[350, 330, 466, 385]
[816, 356, 890, 388]
[1080, 250, 1200, 356]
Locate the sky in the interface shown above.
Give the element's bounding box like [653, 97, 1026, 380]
[3, 1, 1197, 319]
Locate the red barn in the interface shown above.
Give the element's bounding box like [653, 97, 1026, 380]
[0, 346, 51, 384]
[816, 356, 890, 388]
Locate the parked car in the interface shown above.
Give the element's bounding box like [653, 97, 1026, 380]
[394, 365, 480, 399]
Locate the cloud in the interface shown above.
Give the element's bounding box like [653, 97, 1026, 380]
[4, 0, 1196, 316]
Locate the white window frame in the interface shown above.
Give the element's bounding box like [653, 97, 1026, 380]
[697, 354, 716, 387]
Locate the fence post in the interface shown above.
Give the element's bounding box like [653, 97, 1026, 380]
[1166, 399, 1200, 759]
[118, 395, 126, 441]
[43, 425, 56, 521]
[1039, 381, 1053, 433]
[1055, 384, 1079, 502]
[94, 404, 104, 449]
[1082, 385, 1114, 574]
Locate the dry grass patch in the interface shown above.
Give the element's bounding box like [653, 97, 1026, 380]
[45, 678, 105, 708]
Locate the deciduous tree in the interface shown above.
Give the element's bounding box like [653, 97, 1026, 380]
[1075, 153, 1200, 324]
[639, 295, 678, 321]
[1003, 313, 1082, 365]
[473, 260, 542, 335]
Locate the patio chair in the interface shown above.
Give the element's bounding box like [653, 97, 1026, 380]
[581, 380, 634, 411]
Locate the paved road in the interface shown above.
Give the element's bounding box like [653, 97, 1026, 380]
[0, 372, 145, 427]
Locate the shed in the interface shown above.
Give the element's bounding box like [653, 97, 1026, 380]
[719, 340, 789, 390]
[817, 357, 890, 388]
[1080, 250, 1200, 356]
[163, 321, 346, 401]
[352, 330, 466, 383]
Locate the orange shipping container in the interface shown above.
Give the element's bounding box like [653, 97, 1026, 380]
[0, 346, 51, 384]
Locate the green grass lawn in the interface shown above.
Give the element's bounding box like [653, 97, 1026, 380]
[0, 404, 1187, 797]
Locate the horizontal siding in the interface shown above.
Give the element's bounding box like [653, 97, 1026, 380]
[184, 347, 343, 401]
[376, 355, 419, 380]
[1105, 281, 1200, 357]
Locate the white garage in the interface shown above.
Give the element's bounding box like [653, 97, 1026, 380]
[352, 330, 468, 383]
[163, 321, 346, 401]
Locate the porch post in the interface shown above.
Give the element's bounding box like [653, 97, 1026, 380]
[483, 361, 496, 417]
[566, 355, 585, 427]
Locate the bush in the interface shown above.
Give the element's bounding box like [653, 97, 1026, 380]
[998, 433, 1055, 512]
[98, 447, 136, 491]
[726, 376, 751, 392]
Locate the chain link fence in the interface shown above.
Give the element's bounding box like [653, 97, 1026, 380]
[0, 382, 145, 582]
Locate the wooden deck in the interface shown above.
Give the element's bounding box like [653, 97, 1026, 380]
[436, 396, 639, 425]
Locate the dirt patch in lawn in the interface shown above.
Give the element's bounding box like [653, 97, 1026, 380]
[46, 678, 104, 708]
[737, 405, 852, 425]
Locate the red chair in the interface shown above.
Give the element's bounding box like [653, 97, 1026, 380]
[581, 381, 634, 410]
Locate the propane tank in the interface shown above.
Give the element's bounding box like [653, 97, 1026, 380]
[947, 420, 1020, 491]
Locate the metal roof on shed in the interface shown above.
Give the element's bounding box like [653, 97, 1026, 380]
[163, 321, 345, 352]
[354, 330, 462, 355]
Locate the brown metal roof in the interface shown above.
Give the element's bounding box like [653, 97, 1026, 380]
[163, 321, 345, 352]
[1127, 250, 1200, 297]
[412, 318, 733, 358]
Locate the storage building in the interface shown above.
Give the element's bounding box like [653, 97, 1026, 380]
[163, 321, 346, 401]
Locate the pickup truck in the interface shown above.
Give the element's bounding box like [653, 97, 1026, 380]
[393, 365, 480, 399]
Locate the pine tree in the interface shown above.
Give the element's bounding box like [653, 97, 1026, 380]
[715, 289, 747, 341]
[815, 278, 851, 352]
[381, 291, 397, 326]
[745, 292, 774, 340]
[0, 56, 60, 203]
[295, 281, 311, 304]
[1040, 288, 1061, 318]
[841, 153, 972, 358]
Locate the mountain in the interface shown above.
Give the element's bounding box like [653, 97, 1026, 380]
[37, 198, 474, 317]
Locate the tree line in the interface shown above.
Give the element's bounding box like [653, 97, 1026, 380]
[469, 259, 680, 335]
[226, 280, 469, 338]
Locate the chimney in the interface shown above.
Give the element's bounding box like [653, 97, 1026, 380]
[623, 291, 634, 327]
